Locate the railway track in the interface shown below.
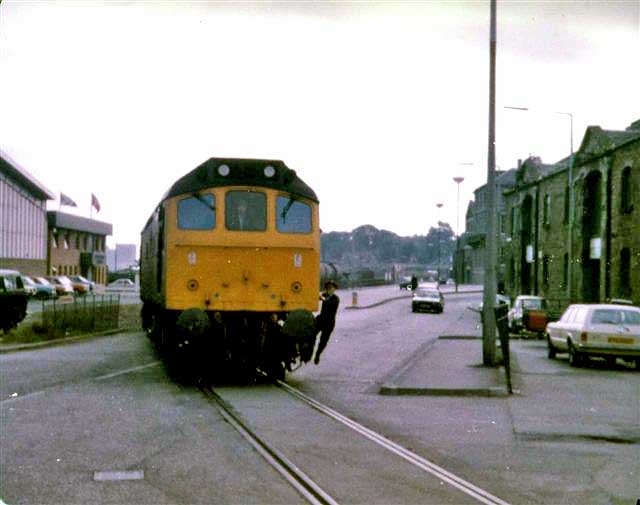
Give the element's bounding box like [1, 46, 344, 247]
[204, 379, 511, 505]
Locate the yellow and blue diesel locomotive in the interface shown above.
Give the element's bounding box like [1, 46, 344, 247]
[140, 157, 320, 378]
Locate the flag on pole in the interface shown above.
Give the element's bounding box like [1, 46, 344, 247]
[91, 193, 101, 213]
[60, 192, 77, 207]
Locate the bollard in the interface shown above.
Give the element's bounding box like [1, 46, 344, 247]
[351, 291, 358, 307]
[494, 304, 512, 394]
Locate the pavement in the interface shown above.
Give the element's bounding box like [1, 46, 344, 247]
[338, 284, 509, 397]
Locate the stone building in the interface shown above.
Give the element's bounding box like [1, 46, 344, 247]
[0, 152, 55, 275]
[457, 169, 516, 285]
[504, 119, 640, 308]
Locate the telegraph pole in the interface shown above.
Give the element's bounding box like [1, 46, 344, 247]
[482, 0, 498, 366]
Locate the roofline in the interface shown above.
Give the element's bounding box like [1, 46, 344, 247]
[47, 211, 113, 236]
[0, 150, 55, 201]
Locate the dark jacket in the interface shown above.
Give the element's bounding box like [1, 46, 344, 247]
[316, 293, 339, 329]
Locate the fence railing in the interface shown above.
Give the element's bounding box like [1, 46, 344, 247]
[39, 294, 120, 335]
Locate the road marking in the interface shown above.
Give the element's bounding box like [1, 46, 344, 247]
[94, 470, 144, 481]
[94, 362, 161, 381]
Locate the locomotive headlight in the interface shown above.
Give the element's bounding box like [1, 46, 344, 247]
[291, 281, 302, 293]
[218, 164, 230, 177]
[264, 165, 276, 178]
[187, 279, 199, 291]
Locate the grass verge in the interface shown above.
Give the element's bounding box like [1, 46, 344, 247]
[0, 303, 142, 345]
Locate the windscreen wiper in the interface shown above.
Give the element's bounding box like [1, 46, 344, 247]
[192, 192, 216, 212]
[280, 197, 296, 223]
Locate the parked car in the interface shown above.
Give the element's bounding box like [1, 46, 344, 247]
[46, 275, 75, 296]
[478, 294, 511, 312]
[26, 276, 57, 300]
[546, 303, 640, 368]
[19, 275, 38, 297]
[399, 276, 413, 290]
[412, 287, 444, 313]
[23, 275, 58, 299]
[105, 278, 137, 291]
[68, 275, 95, 295]
[0, 269, 28, 332]
[508, 295, 547, 334]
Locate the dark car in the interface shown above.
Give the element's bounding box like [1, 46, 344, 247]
[411, 287, 444, 313]
[0, 269, 28, 332]
[399, 276, 412, 290]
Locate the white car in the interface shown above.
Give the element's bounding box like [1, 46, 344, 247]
[508, 295, 546, 333]
[105, 278, 137, 291]
[412, 287, 444, 313]
[546, 304, 640, 368]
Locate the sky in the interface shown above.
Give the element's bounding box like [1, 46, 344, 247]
[1, 0, 638, 251]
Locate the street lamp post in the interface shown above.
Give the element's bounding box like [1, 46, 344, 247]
[483, 0, 498, 366]
[436, 203, 443, 282]
[453, 176, 465, 293]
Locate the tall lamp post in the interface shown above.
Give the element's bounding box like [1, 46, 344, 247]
[453, 176, 465, 292]
[504, 106, 574, 300]
[436, 203, 443, 282]
[483, 0, 498, 366]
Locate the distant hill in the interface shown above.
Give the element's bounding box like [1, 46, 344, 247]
[320, 224, 455, 279]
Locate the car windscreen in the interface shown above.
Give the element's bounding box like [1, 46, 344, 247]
[416, 290, 439, 297]
[522, 299, 543, 310]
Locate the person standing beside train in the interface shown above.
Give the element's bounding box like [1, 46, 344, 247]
[313, 281, 340, 365]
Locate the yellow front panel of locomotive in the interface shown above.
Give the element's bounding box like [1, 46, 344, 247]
[163, 187, 320, 313]
[165, 246, 320, 312]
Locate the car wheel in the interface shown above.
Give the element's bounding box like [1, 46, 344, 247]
[547, 335, 556, 359]
[568, 341, 582, 367]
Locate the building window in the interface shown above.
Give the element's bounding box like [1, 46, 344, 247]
[621, 166, 633, 214]
[620, 248, 631, 297]
[543, 194, 551, 226]
[75, 233, 80, 249]
[564, 185, 570, 224]
[63, 234, 69, 250]
[52, 233, 58, 249]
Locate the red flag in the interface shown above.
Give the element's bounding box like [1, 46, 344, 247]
[91, 193, 101, 212]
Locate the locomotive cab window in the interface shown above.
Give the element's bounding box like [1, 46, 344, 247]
[226, 191, 266, 231]
[276, 196, 312, 233]
[178, 193, 216, 229]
